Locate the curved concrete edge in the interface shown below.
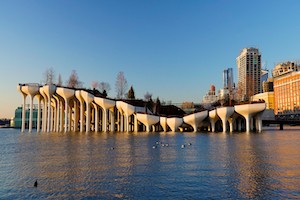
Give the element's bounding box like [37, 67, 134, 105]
[160, 116, 168, 132]
[217, 107, 235, 132]
[216, 107, 235, 119]
[209, 109, 218, 120]
[80, 90, 94, 103]
[136, 113, 160, 131]
[56, 87, 75, 100]
[116, 101, 135, 116]
[167, 117, 183, 132]
[234, 103, 266, 116]
[183, 110, 208, 132]
[43, 84, 56, 98]
[21, 85, 40, 96]
[94, 97, 116, 109]
[183, 110, 208, 124]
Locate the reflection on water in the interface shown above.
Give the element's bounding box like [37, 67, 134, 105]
[0, 128, 300, 199]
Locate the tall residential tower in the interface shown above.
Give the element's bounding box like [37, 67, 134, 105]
[236, 47, 261, 100]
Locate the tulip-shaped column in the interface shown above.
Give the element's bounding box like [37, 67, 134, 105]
[80, 90, 94, 133]
[75, 91, 85, 132]
[17, 85, 27, 133]
[21, 84, 40, 133]
[43, 85, 56, 132]
[39, 87, 48, 132]
[160, 117, 168, 132]
[120, 101, 135, 132]
[167, 117, 183, 132]
[94, 97, 116, 132]
[136, 113, 160, 132]
[35, 94, 43, 133]
[235, 103, 266, 132]
[56, 87, 75, 132]
[183, 110, 208, 132]
[217, 107, 235, 133]
[209, 109, 219, 132]
[92, 102, 99, 132]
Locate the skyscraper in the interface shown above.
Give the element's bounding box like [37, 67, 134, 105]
[223, 68, 234, 89]
[236, 47, 261, 100]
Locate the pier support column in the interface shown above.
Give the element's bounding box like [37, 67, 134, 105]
[36, 95, 42, 133]
[28, 95, 34, 133]
[93, 103, 99, 132]
[21, 93, 27, 133]
[110, 109, 115, 132]
[134, 115, 138, 132]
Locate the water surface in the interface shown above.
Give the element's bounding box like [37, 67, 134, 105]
[0, 128, 300, 199]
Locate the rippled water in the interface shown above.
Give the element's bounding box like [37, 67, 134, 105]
[1, 128, 300, 199]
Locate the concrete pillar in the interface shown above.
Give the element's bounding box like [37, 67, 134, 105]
[21, 94, 27, 132]
[59, 100, 64, 132]
[216, 107, 235, 133]
[209, 110, 219, 133]
[92, 103, 99, 132]
[110, 108, 115, 132]
[134, 114, 138, 132]
[235, 103, 266, 133]
[74, 100, 79, 132]
[36, 95, 42, 133]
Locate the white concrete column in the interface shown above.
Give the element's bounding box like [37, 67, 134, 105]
[39, 88, 48, 132]
[103, 109, 107, 132]
[74, 100, 79, 132]
[92, 103, 99, 132]
[37, 95, 42, 133]
[86, 102, 91, 132]
[28, 95, 34, 133]
[245, 115, 251, 133]
[75, 91, 85, 132]
[110, 109, 115, 132]
[21, 94, 27, 132]
[134, 114, 138, 132]
[59, 100, 64, 132]
[64, 99, 69, 132]
[228, 118, 234, 133]
[120, 113, 124, 132]
[68, 105, 72, 132]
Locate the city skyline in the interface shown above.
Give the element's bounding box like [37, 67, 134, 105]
[1, 1, 300, 118]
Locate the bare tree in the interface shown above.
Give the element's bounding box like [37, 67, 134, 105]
[66, 70, 83, 88]
[91, 81, 99, 89]
[144, 92, 152, 101]
[57, 74, 63, 86]
[99, 82, 111, 93]
[43, 67, 55, 85]
[115, 71, 128, 99]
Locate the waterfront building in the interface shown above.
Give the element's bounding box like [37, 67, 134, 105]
[14, 105, 39, 128]
[236, 47, 262, 100]
[202, 85, 218, 104]
[273, 61, 300, 115]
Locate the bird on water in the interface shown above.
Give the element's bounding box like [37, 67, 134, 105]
[34, 180, 38, 187]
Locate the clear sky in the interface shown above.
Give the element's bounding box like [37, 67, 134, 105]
[1, 0, 300, 118]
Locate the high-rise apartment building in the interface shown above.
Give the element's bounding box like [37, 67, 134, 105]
[236, 48, 261, 100]
[223, 68, 234, 89]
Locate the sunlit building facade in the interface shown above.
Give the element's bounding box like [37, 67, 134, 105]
[273, 62, 300, 114]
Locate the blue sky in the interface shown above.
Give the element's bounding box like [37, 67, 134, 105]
[1, 0, 300, 118]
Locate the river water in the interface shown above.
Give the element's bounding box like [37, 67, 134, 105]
[0, 128, 300, 199]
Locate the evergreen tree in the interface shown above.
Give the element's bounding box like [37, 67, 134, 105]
[127, 86, 135, 99]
